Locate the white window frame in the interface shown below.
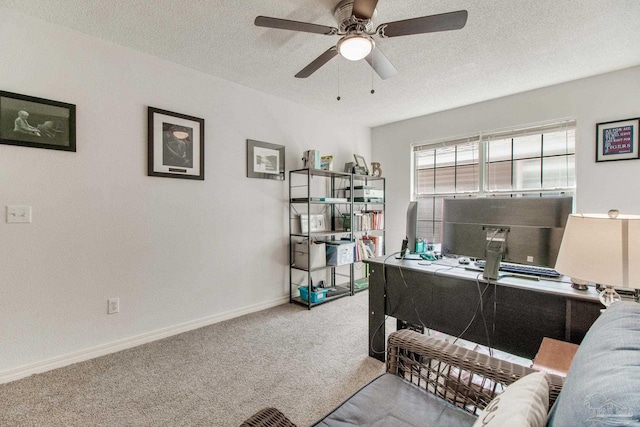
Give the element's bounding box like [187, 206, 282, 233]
[411, 119, 576, 244]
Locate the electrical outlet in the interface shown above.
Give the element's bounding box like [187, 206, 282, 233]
[7, 206, 32, 223]
[108, 298, 119, 314]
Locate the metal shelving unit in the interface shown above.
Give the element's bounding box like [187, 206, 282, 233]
[351, 174, 386, 294]
[289, 168, 385, 309]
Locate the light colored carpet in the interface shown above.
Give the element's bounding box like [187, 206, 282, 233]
[0, 291, 386, 426]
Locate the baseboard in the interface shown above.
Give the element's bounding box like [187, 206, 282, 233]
[0, 295, 289, 385]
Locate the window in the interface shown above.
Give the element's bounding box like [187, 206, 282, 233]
[412, 120, 576, 244]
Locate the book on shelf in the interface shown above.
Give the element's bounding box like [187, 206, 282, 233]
[349, 210, 384, 232]
[354, 235, 383, 260]
[362, 235, 383, 257]
[355, 239, 374, 261]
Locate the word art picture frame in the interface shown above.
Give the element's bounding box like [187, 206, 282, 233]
[596, 117, 639, 162]
[247, 139, 285, 180]
[148, 107, 205, 180]
[0, 91, 76, 152]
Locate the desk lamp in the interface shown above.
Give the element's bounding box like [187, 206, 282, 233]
[555, 210, 640, 306]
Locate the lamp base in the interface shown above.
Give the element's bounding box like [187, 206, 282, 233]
[595, 284, 640, 302]
[570, 278, 589, 291]
[599, 285, 622, 308]
[571, 282, 588, 291]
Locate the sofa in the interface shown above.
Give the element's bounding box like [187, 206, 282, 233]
[242, 300, 640, 426]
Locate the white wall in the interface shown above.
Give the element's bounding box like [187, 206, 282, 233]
[373, 66, 640, 252]
[0, 9, 371, 380]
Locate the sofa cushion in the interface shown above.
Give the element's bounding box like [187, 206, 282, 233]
[312, 373, 477, 427]
[547, 301, 640, 426]
[472, 371, 549, 427]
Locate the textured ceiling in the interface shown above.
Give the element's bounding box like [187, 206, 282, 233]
[2, 0, 640, 128]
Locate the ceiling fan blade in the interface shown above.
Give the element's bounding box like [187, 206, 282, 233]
[295, 47, 339, 78]
[255, 16, 338, 35]
[352, 0, 379, 20]
[377, 10, 468, 38]
[365, 47, 398, 80]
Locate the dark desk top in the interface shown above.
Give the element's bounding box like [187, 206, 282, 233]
[364, 255, 601, 303]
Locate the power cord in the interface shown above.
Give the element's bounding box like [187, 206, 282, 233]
[452, 274, 489, 346]
[371, 252, 498, 356]
[369, 252, 402, 355]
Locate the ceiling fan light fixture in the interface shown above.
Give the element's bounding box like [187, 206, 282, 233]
[337, 34, 374, 61]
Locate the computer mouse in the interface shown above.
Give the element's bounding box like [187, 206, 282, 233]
[458, 257, 470, 265]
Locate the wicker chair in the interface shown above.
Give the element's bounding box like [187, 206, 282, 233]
[240, 407, 297, 427]
[241, 329, 564, 426]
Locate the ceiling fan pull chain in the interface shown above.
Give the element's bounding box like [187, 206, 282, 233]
[371, 54, 375, 95]
[337, 58, 341, 101]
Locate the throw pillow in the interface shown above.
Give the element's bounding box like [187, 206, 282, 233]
[472, 371, 549, 427]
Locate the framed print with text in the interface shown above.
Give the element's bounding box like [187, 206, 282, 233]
[148, 107, 204, 180]
[247, 139, 285, 180]
[0, 91, 76, 152]
[596, 118, 639, 162]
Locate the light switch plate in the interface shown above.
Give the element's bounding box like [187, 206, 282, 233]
[7, 206, 32, 223]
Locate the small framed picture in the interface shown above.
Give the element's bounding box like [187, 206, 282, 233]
[148, 107, 205, 180]
[353, 154, 369, 175]
[300, 214, 326, 233]
[0, 91, 76, 152]
[596, 118, 639, 162]
[247, 139, 285, 180]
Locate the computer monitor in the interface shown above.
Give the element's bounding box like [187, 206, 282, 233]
[441, 196, 573, 273]
[405, 201, 418, 254]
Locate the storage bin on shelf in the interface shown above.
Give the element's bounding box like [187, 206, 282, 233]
[325, 241, 355, 266]
[298, 286, 328, 303]
[293, 242, 326, 269]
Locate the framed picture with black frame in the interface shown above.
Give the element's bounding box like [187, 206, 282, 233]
[0, 91, 76, 152]
[148, 107, 205, 180]
[596, 117, 639, 162]
[247, 139, 285, 180]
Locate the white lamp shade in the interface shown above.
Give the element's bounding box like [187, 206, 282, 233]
[337, 35, 374, 61]
[555, 213, 640, 289]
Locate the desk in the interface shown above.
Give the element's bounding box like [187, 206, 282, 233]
[365, 256, 602, 362]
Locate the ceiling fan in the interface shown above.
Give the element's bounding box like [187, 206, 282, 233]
[255, 0, 468, 80]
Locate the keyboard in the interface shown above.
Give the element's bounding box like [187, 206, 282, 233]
[474, 260, 561, 279]
[395, 253, 424, 260]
